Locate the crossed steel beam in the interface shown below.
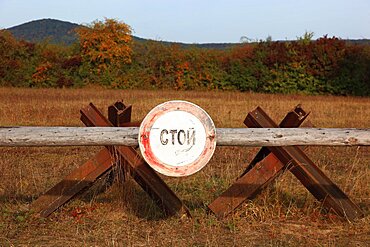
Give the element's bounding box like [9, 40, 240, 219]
[32, 102, 190, 217]
[208, 105, 363, 221]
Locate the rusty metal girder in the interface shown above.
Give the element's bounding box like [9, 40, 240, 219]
[208, 105, 310, 218]
[31, 148, 114, 217]
[80, 103, 190, 217]
[242, 105, 310, 175]
[108, 102, 132, 128]
[32, 101, 189, 218]
[244, 107, 363, 220]
[31, 102, 132, 217]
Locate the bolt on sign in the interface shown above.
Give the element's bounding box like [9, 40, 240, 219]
[139, 100, 216, 177]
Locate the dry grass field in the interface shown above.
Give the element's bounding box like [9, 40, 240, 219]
[0, 87, 369, 246]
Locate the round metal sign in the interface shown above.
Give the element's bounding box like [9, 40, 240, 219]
[138, 100, 216, 177]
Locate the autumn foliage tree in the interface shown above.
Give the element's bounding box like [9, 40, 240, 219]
[75, 18, 132, 74]
[0, 30, 36, 86]
[1, 22, 369, 95]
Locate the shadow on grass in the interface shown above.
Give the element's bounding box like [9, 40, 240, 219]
[81, 177, 170, 221]
[0, 194, 34, 204]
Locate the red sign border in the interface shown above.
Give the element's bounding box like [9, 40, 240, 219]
[138, 100, 216, 177]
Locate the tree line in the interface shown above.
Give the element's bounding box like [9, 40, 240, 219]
[1, 19, 369, 96]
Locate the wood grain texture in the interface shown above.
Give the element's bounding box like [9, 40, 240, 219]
[1, 127, 369, 146]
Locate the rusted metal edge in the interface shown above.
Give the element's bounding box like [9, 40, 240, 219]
[208, 153, 285, 218]
[31, 149, 114, 217]
[109, 102, 132, 128]
[105, 101, 134, 185]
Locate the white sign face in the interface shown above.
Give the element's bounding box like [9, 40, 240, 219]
[149, 111, 206, 167]
[139, 101, 216, 177]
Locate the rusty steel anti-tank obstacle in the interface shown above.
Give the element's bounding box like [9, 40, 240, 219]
[208, 105, 363, 220]
[32, 102, 189, 218]
[208, 105, 312, 217]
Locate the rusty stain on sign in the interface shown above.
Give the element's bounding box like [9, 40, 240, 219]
[139, 100, 216, 177]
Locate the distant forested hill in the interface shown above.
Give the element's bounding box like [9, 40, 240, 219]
[7, 19, 80, 45]
[6, 19, 239, 48]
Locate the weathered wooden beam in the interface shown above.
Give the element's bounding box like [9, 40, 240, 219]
[216, 128, 369, 146]
[1, 127, 369, 147]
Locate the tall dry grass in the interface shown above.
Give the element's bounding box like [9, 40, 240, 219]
[0, 87, 369, 246]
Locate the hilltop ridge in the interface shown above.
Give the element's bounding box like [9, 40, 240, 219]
[6, 18, 239, 49]
[7, 19, 80, 45]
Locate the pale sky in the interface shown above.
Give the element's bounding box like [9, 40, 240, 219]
[0, 0, 369, 43]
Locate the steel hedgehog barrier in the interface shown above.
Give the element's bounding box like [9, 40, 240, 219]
[1, 101, 369, 220]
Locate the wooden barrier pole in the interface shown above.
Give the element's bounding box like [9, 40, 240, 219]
[1, 127, 369, 146]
